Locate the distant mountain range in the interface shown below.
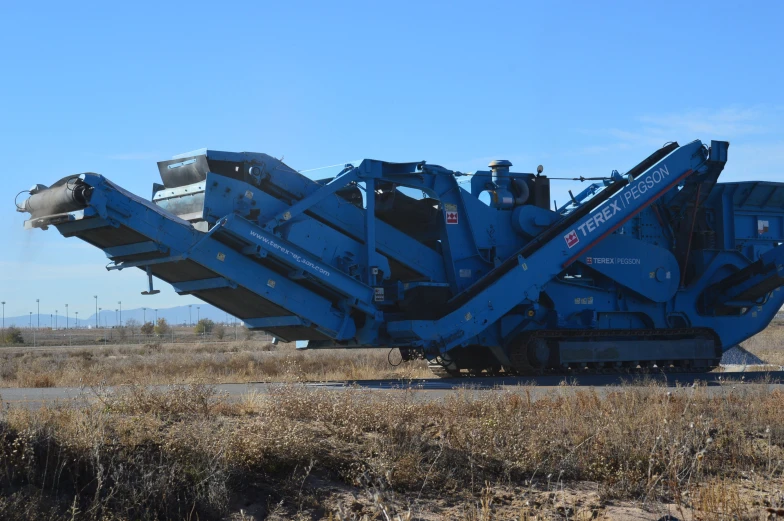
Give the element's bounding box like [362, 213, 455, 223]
[1, 304, 238, 329]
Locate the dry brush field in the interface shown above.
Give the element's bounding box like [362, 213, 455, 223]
[0, 321, 782, 519]
[1, 319, 783, 389]
[0, 341, 432, 388]
[1, 382, 784, 520]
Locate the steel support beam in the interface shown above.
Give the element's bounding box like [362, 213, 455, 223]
[244, 316, 309, 329]
[173, 277, 237, 295]
[220, 215, 379, 316]
[104, 241, 168, 259]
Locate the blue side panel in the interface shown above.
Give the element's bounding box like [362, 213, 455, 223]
[572, 234, 680, 303]
[202, 172, 446, 283]
[708, 182, 784, 258]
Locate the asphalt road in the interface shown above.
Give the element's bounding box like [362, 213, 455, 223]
[1, 370, 783, 408]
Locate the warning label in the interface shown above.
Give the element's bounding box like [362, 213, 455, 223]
[444, 203, 458, 225]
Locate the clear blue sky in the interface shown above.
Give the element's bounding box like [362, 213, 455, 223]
[1, 1, 782, 319]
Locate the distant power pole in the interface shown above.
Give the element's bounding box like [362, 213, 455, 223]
[36, 299, 40, 330]
[118, 301, 122, 327]
[188, 304, 192, 326]
[65, 304, 69, 329]
[94, 295, 98, 329]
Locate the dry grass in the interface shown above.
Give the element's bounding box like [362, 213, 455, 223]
[0, 320, 781, 518]
[0, 318, 782, 389]
[1, 382, 783, 519]
[0, 341, 431, 388]
[741, 319, 784, 367]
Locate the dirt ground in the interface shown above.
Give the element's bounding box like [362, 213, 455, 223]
[231, 477, 784, 520]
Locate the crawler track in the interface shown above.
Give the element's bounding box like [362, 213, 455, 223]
[428, 362, 721, 378]
[428, 327, 722, 378]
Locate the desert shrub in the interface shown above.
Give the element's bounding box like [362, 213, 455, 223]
[195, 318, 214, 335]
[2, 327, 24, 345]
[0, 386, 232, 520]
[15, 372, 55, 388]
[154, 317, 170, 336]
[213, 323, 226, 340]
[125, 318, 140, 335]
[140, 321, 154, 336]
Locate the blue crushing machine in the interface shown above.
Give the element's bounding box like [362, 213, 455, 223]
[17, 140, 784, 376]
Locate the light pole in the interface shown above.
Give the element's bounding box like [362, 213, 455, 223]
[155, 309, 158, 323]
[29, 312, 32, 329]
[75, 311, 79, 328]
[115, 309, 118, 326]
[118, 301, 122, 327]
[36, 299, 40, 330]
[143, 307, 147, 324]
[94, 295, 98, 329]
[197, 306, 200, 323]
[1, 301, 5, 333]
[99, 307, 105, 345]
[65, 304, 69, 329]
[188, 304, 192, 326]
[55, 309, 58, 330]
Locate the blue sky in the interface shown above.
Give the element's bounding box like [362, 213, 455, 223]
[1, 1, 783, 319]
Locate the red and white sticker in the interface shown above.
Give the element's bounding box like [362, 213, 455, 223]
[444, 203, 458, 225]
[564, 230, 579, 248]
[758, 220, 770, 234]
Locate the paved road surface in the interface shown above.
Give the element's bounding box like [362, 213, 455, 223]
[1, 370, 782, 408]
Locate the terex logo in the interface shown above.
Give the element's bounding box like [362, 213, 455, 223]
[574, 164, 673, 239]
[621, 164, 671, 209]
[564, 230, 579, 248]
[577, 200, 621, 237]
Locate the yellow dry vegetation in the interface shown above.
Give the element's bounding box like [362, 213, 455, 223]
[0, 341, 431, 388]
[0, 382, 783, 519]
